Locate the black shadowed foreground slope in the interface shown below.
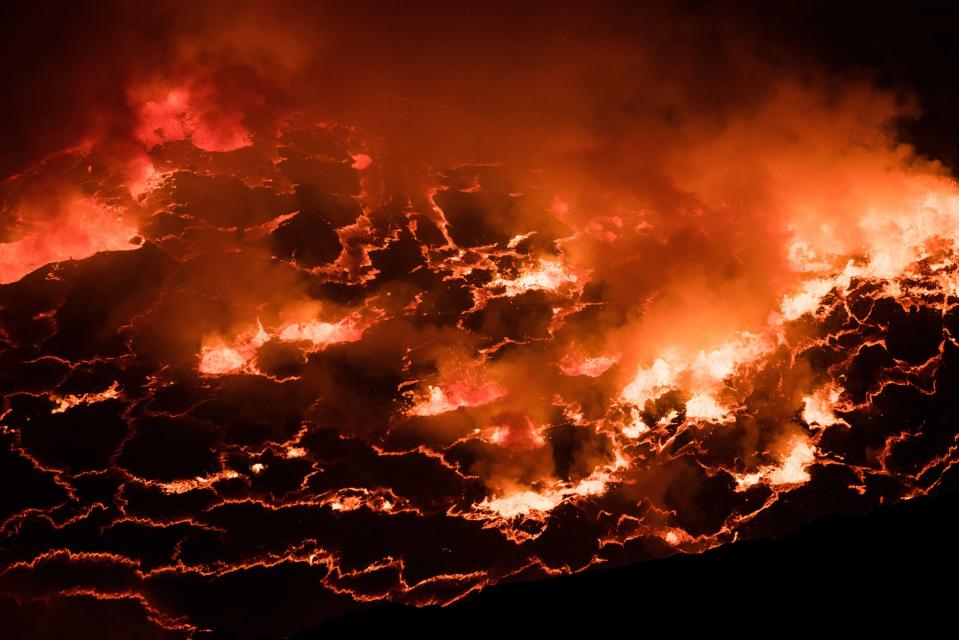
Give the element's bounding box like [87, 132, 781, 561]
[304, 486, 959, 633]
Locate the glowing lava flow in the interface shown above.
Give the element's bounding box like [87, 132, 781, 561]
[408, 382, 509, 416]
[198, 313, 375, 376]
[0, 197, 139, 284]
[132, 86, 253, 152]
[3, 97, 959, 638]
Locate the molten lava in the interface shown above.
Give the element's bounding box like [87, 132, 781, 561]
[2, 3, 959, 637]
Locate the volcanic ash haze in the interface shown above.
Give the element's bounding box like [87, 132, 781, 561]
[2, 2, 959, 636]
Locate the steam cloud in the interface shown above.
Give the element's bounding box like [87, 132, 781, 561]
[2, 2, 958, 636]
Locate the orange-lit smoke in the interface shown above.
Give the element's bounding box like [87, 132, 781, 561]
[3, 5, 959, 620]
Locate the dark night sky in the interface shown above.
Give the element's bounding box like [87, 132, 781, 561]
[3, 1, 959, 177]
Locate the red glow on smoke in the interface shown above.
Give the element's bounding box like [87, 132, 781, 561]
[1, 3, 958, 636]
[133, 86, 253, 152]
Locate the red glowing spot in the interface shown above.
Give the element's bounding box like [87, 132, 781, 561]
[198, 345, 252, 375]
[409, 381, 508, 416]
[350, 153, 373, 170]
[133, 87, 253, 152]
[197, 313, 374, 376]
[558, 352, 619, 377]
[735, 434, 817, 490]
[276, 317, 365, 350]
[0, 198, 139, 284]
[490, 258, 584, 296]
[551, 196, 570, 218]
[487, 413, 546, 449]
[198, 323, 269, 376]
[126, 157, 162, 200]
